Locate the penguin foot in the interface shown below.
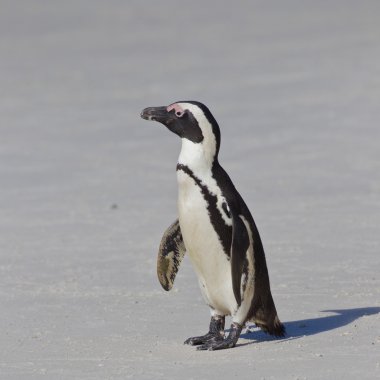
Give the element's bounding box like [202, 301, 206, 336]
[184, 332, 224, 346]
[184, 315, 225, 346]
[196, 322, 242, 351]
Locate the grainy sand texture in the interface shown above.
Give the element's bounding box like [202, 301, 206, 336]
[0, 1, 379, 379]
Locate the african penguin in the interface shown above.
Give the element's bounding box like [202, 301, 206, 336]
[140, 101, 285, 350]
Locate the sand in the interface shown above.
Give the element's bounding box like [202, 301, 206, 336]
[0, 1, 379, 379]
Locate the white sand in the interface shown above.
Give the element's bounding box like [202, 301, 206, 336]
[0, 1, 379, 379]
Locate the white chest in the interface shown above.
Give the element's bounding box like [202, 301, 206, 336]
[177, 169, 216, 257]
[176, 168, 236, 314]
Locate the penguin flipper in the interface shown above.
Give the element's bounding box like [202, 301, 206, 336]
[230, 212, 250, 306]
[157, 219, 186, 291]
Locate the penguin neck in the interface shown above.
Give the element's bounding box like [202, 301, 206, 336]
[178, 138, 218, 175]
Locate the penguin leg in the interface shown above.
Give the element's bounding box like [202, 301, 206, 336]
[196, 322, 242, 351]
[184, 315, 225, 346]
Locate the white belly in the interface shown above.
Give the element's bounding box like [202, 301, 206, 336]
[177, 170, 236, 315]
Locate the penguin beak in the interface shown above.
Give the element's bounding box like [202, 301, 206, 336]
[140, 106, 172, 123]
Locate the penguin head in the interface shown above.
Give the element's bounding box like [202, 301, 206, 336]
[141, 101, 221, 163]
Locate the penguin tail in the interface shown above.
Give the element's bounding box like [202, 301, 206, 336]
[249, 294, 286, 337]
[255, 315, 286, 337]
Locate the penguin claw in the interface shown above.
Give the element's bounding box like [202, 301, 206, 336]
[184, 333, 222, 346]
[195, 344, 209, 351]
[196, 338, 236, 351]
[184, 336, 201, 346]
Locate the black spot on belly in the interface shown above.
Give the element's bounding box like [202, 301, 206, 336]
[177, 164, 232, 257]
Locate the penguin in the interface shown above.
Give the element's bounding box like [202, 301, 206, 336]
[140, 101, 285, 350]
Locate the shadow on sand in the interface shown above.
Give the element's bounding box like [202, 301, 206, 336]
[239, 306, 380, 344]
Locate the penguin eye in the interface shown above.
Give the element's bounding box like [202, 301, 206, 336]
[175, 111, 185, 118]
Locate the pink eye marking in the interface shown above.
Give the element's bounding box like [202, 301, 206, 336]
[167, 103, 185, 117]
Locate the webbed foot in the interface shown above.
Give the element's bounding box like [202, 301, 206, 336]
[197, 322, 242, 351]
[184, 315, 225, 346]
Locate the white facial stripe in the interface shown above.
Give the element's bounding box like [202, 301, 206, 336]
[177, 103, 217, 169]
[167, 103, 184, 113]
[177, 103, 208, 127]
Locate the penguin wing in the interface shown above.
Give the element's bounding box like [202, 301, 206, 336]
[157, 219, 186, 291]
[230, 212, 250, 306]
